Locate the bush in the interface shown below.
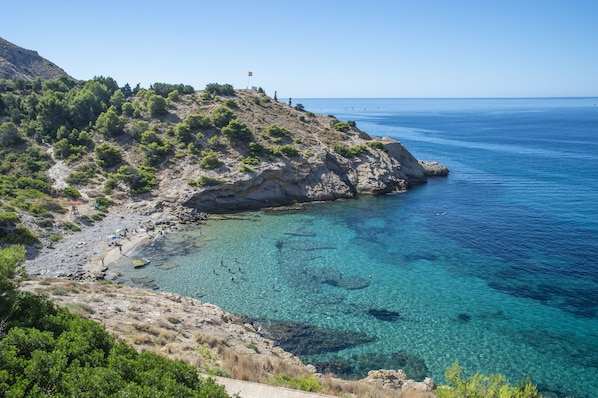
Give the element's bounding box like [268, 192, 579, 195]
[63, 186, 81, 199]
[211, 106, 236, 128]
[333, 144, 369, 158]
[204, 83, 235, 96]
[222, 120, 252, 143]
[200, 151, 223, 169]
[0, 290, 231, 397]
[333, 121, 351, 132]
[61, 222, 81, 232]
[266, 124, 290, 137]
[270, 145, 299, 157]
[269, 374, 322, 392]
[188, 176, 222, 187]
[115, 165, 157, 194]
[366, 141, 387, 152]
[436, 363, 542, 398]
[94, 143, 123, 169]
[0, 211, 20, 227]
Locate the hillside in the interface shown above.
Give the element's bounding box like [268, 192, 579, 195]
[0, 75, 447, 256]
[0, 37, 71, 81]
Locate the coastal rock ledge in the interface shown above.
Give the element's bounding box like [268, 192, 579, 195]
[172, 137, 448, 214]
[363, 369, 437, 392]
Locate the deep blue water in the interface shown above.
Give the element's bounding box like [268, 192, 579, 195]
[115, 98, 598, 397]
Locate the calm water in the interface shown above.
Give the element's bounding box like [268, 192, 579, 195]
[115, 98, 598, 397]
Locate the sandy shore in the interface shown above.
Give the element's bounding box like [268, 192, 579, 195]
[24, 203, 167, 279]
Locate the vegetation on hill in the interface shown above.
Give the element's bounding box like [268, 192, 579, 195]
[0, 245, 231, 397]
[0, 75, 383, 250]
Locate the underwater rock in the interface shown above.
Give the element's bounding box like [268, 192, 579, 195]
[367, 308, 401, 322]
[313, 351, 429, 380]
[278, 239, 336, 251]
[284, 228, 316, 237]
[156, 261, 178, 270]
[338, 275, 370, 290]
[256, 320, 376, 355]
[456, 313, 471, 322]
[130, 276, 159, 291]
[306, 266, 342, 285]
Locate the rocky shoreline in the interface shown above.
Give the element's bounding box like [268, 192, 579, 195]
[22, 199, 438, 396]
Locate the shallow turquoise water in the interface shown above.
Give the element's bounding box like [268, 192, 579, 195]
[115, 98, 598, 397]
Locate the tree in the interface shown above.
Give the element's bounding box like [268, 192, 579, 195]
[36, 90, 69, 139]
[211, 106, 236, 128]
[221, 120, 252, 143]
[0, 122, 24, 147]
[147, 94, 168, 117]
[204, 83, 234, 96]
[110, 89, 125, 111]
[95, 106, 125, 137]
[94, 143, 123, 169]
[130, 120, 149, 142]
[0, 245, 26, 318]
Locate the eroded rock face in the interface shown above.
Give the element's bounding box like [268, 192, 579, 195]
[362, 369, 437, 392]
[182, 138, 445, 213]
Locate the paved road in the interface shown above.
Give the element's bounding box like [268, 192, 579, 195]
[216, 377, 338, 398]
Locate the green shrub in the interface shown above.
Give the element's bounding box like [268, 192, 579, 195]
[0, 288, 231, 397]
[189, 176, 222, 187]
[200, 151, 223, 169]
[333, 144, 369, 158]
[0, 211, 20, 227]
[61, 222, 81, 232]
[266, 124, 290, 137]
[436, 363, 542, 398]
[49, 234, 62, 242]
[242, 156, 259, 165]
[269, 374, 322, 392]
[63, 186, 81, 199]
[270, 145, 299, 157]
[239, 164, 255, 173]
[333, 121, 351, 132]
[205, 83, 235, 96]
[366, 141, 387, 151]
[95, 143, 123, 169]
[115, 165, 157, 194]
[221, 120, 252, 143]
[249, 142, 265, 157]
[3, 225, 38, 245]
[211, 105, 236, 127]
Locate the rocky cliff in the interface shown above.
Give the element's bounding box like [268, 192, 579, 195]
[179, 139, 446, 213]
[0, 37, 71, 81]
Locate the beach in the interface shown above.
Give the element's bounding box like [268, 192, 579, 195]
[24, 202, 170, 280]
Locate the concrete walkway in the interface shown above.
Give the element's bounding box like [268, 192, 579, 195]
[216, 377, 338, 398]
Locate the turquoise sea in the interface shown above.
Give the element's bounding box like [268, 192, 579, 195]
[114, 98, 598, 397]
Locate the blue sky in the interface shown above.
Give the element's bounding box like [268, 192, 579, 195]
[3, 1, 597, 98]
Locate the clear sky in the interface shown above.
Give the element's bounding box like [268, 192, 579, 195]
[3, 0, 598, 98]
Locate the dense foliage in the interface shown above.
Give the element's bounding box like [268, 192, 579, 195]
[0, 76, 220, 240]
[436, 363, 542, 398]
[0, 245, 230, 397]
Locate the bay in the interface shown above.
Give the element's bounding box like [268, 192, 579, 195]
[114, 98, 598, 397]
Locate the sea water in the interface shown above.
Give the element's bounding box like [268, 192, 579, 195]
[114, 98, 598, 397]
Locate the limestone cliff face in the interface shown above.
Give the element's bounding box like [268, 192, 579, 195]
[181, 138, 447, 213]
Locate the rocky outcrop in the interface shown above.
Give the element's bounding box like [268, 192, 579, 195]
[420, 161, 450, 177]
[0, 37, 71, 81]
[362, 369, 437, 392]
[182, 138, 446, 213]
